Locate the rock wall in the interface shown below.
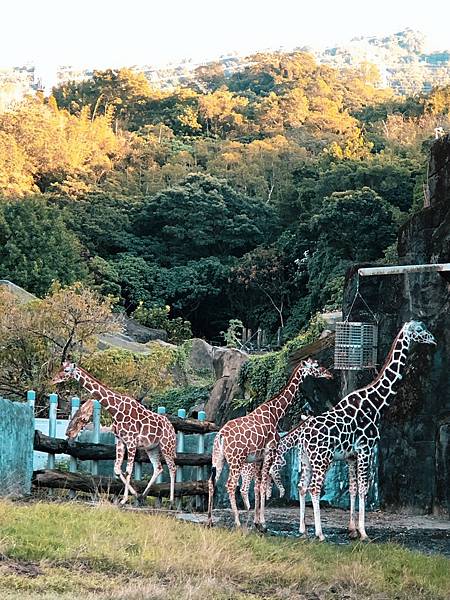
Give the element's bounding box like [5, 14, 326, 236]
[342, 135, 450, 516]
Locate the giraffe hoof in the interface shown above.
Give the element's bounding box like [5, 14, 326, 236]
[299, 532, 308, 540]
[255, 523, 267, 533]
[348, 529, 359, 540]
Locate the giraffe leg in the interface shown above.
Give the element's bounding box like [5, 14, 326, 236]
[120, 443, 137, 505]
[347, 458, 358, 539]
[114, 439, 138, 500]
[226, 462, 244, 528]
[259, 444, 276, 531]
[269, 458, 286, 498]
[139, 448, 163, 500]
[309, 467, 327, 541]
[164, 452, 177, 507]
[252, 463, 262, 527]
[207, 436, 224, 527]
[298, 455, 311, 537]
[356, 452, 371, 541]
[239, 464, 253, 512]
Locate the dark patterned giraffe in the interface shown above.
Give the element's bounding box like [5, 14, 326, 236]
[269, 321, 436, 541]
[207, 358, 333, 528]
[53, 362, 177, 504]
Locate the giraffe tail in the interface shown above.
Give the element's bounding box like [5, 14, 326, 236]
[207, 433, 223, 526]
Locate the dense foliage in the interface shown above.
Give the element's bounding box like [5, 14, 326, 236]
[1, 51, 450, 341]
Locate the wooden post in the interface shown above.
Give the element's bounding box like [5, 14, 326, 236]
[257, 327, 262, 350]
[176, 408, 186, 510]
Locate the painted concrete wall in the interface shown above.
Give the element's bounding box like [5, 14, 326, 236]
[0, 398, 34, 496]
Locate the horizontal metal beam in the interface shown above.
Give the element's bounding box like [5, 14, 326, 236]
[358, 264, 450, 277]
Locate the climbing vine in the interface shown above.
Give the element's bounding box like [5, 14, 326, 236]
[238, 314, 326, 408]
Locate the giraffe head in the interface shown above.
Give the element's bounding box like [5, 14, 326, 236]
[66, 400, 94, 439]
[52, 361, 77, 385]
[402, 321, 436, 346]
[298, 358, 333, 380]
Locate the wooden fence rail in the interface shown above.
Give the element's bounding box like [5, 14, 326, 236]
[34, 430, 212, 466]
[33, 469, 208, 496]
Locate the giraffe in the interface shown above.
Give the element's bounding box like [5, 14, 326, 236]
[52, 362, 177, 505]
[269, 321, 436, 541]
[238, 463, 273, 513]
[207, 358, 333, 528]
[238, 414, 310, 508]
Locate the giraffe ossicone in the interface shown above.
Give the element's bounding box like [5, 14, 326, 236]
[53, 362, 177, 505]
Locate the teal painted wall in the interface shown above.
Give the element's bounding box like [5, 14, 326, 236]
[0, 398, 34, 496]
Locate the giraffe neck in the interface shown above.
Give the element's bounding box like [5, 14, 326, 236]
[72, 366, 120, 417]
[279, 426, 303, 453]
[265, 370, 305, 422]
[364, 327, 412, 413]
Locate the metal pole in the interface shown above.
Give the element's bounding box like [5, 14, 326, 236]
[68, 396, 80, 499]
[47, 393, 58, 470]
[196, 410, 206, 510]
[358, 263, 450, 277]
[155, 406, 166, 508]
[27, 390, 36, 413]
[176, 408, 186, 510]
[91, 400, 101, 476]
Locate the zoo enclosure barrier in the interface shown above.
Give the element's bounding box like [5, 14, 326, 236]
[30, 391, 219, 505]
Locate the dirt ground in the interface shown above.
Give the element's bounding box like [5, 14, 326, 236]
[176, 506, 450, 556]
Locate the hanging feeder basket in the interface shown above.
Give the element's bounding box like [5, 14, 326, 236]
[334, 321, 378, 370]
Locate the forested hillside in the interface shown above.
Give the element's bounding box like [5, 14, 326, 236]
[1, 51, 450, 342]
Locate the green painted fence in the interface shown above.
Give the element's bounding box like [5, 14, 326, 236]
[0, 397, 34, 496]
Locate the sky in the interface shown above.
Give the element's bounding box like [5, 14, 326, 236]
[2, 0, 450, 70]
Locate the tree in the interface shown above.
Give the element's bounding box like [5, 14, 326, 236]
[0, 283, 120, 400]
[306, 187, 397, 312]
[134, 173, 277, 265]
[0, 199, 87, 296]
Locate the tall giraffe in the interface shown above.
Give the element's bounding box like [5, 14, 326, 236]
[207, 358, 333, 528]
[52, 362, 177, 505]
[270, 321, 436, 541]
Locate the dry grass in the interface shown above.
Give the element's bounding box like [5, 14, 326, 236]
[0, 500, 448, 599]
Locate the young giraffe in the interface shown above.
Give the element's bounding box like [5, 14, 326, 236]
[238, 414, 310, 508]
[269, 321, 436, 541]
[52, 362, 177, 505]
[207, 358, 333, 528]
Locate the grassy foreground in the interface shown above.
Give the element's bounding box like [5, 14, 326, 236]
[0, 501, 448, 600]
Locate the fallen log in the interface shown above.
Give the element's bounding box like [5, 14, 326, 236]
[32, 469, 209, 496]
[34, 430, 212, 466]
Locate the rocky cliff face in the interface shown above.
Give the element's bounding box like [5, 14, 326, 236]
[342, 135, 450, 516]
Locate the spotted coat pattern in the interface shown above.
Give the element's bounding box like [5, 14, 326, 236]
[53, 362, 177, 504]
[269, 321, 436, 541]
[207, 358, 333, 527]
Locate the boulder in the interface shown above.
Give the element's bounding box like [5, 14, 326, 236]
[204, 347, 249, 424]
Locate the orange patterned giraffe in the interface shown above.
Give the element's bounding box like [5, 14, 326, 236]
[207, 358, 333, 528]
[52, 362, 177, 505]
